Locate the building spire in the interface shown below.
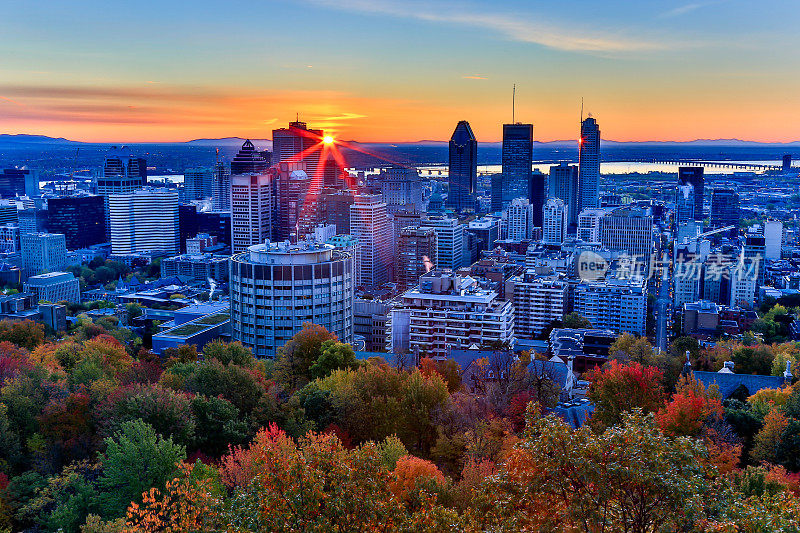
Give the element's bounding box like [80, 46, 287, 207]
[512, 84, 516, 124]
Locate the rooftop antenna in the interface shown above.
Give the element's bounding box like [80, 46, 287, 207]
[512, 84, 516, 124]
[580, 97, 584, 123]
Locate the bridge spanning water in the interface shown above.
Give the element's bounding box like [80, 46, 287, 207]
[629, 159, 786, 172]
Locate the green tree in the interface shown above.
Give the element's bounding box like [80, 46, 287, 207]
[202, 339, 254, 367]
[562, 312, 591, 329]
[189, 396, 250, 456]
[308, 340, 359, 380]
[96, 419, 185, 520]
[273, 323, 337, 391]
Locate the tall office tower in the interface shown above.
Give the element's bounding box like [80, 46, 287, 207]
[396, 226, 437, 291]
[599, 207, 654, 260]
[528, 169, 546, 227]
[0, 201, 18, 225]
[322, 155, 348, 189]
[230, 241, 353, 358]
[543, 197, 567, 244]
[764, 220, 783, 260]
[229, 140, 276, 253]
[18, 208, 47, 234]
[505, 197, 534, 241]
[211, 161, 231, 211]
[467, 217, 500, 256]
[388, 271, 515, 357]
[380, 166, 425, 214]
[230, 173, 275, 253]
[710, 187, 739, 233]
[183, 167, 213, 201]
[675, 183, 696, 225]
[47, 195, 106, 249]
[573, 278, 647, 336]
[678, 167, 704, 221]
[730, 259, 758, 308]
[350, 195, 392, 289]
[319, 188, 354, 234]
[446, 121, 477, 212]
[783, 154, 792, 172]
[490, 174, 503, 212]
[425, 216, 466, 270]
[505, 270, 568, 339]
[98, 146, 147, 239]
[98, 146, 146, 194]
[24, 272, 80, 304]
[21, 233, 67, 276]
[272, 121, 323, 177]
[0, 168, 39, 198]
[500, 123, 533, 208]
[578, 116, 601, 213]
[354, 299, 390, 353]
[108, 188, 179, 255]
[743, 233, 766, 288]
[391, 211, 424, 245]
[276, 162, 312, 242]
[231, 140, 268, 174]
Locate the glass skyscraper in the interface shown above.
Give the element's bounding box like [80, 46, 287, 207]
[578, 117, 601, 214]
[446, 121, 477, 212]
[500, 123, 533, 210]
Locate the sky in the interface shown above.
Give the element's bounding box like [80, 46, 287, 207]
[1, 0, 799, 143]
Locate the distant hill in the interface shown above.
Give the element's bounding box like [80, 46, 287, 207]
[0, 134, 83, 145]
[185, 137, 272, 148]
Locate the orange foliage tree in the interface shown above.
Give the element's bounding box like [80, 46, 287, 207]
[586, 360, 665, 430]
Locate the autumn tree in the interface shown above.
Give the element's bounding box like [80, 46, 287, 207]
[273, 323, 337, 391]
[586, 360, 665, 430]
[308, 339, 359, 380]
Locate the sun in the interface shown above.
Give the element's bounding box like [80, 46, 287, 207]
[322, 135, 334, 145]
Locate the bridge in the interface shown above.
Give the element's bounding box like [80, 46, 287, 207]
[628, 159, 785, 172]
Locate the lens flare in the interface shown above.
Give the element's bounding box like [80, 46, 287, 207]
[323, 135, 334, 145]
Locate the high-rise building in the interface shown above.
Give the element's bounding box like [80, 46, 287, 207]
[578, 117, 601, 213]
[354, 299, 390, 353]
[327, 234, 361, 288]
[543, 197, 567, 244]
[276, 162, 312, 242]
[183, 168, 213, 201]
[98, 147, 146, 194]
[229, 141, 276, 253]
[505, 271, 567, 339]
[380, 166, 425, 214]
[467, 217, 500, 256]
[271, 121, 323, 177]
[710, 187, 739, 233]
[0, 201, 18, 226]
[675, 183, 695, 225]
[388, 271, 515, 357]
[350, 195, 392, 289]
[577, 208, 608, 243]
[505, 198, 534, 241]
[678, 167, 704, 221]
[490, 174, 503, 213]
[446, 121, 477, 212]
[319, 188, 354, 234]
[573, 278, 646, 335]
[528, 169, 546, 227]
[231, 173, 275, 253]
[500, 123, 533, 208]
[599, 206, 653, 260]
[21, 232, 67, 276]
[47, 195, 106, 249]
[396, 226, 437, 291]
[108, 188, 179, 255]
[764, 220, 783, 260]
[0, 168, 39, 199]
[743, 234, 766, 287]
[229, 241, 354, 358]
[212, 160, 231, 211]
[424, 216, 466, 271]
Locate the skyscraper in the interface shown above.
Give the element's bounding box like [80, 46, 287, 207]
[505, 198, 534, 241]
[97, 146, 146, 240]
[380, 166, 425, 214]
[275, 162, 312, 242]
[528, 169, 546, 227]
[108, 188, 179, 255]
[272, 121, 323, 177]
[425, 216, 466, 271]
[549, 163, 579, 227]
[675, 183, 695, 225]
[446, 121, 477, 212]
[578, 117, 601, 214]
[543, 197, 567, 244]
[396, 226, 437, 291]
[21, 233, 67, 276]
[710, 188, 739, 233]
[0, 168, 39, 199]
[211, 160, 231, 211]
[500, 123, 533, 208]
[350, 195, 392, 289]
[183, 167, 213, 201]
[230, 140, 275, 253]
[47, 195, 106, 250]
[678, 167, 704, 221]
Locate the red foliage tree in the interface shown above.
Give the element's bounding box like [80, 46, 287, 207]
[586, 359, 666, 429]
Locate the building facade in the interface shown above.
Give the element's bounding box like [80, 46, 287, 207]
[47, 195, 106, 250]
[446, 121, 477, 212]
[573, 278, 646, 336]
[396, 226, 437, 291]
[578, 117, 601, 213]
[108, 188, 179, 255]
[350, 195, 392, 289]
[500, 123, 533, 208]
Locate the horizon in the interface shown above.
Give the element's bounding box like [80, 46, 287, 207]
[2, 1, 799, 143]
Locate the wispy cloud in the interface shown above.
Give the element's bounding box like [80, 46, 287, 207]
[462, 75, 487, 80]
[660, 1, 724, 18]
[308, 0, 670, 53]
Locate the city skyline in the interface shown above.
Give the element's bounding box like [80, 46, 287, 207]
[2, 1, 799, 143]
